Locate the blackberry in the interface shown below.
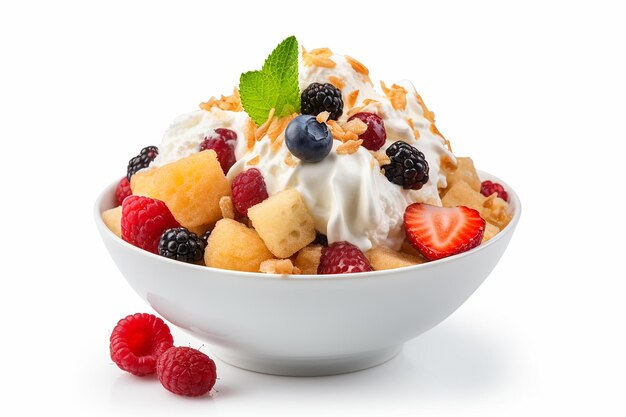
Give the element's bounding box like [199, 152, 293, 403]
[300, 83, 343, 120]
[158, 227, 205, 263]
[127, 146, 158, 180]
[201, 230, 212, 244]
[382, 141, 429, 190]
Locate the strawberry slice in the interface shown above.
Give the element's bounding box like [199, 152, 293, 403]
[404, 203, 486, 261]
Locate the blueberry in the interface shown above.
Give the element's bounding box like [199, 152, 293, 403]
[285, 115, 333, 163]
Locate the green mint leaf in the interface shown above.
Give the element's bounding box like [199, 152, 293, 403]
[239, 36, 300, 125]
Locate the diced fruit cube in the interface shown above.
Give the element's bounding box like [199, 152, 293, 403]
[442, 180, 486, 212]
[102, 206, 122, 238]
[482, 222, 500, 243]
[444, 157, 481, 192]
[131, 150, 230, 231]
[294, 244, 323, 275]
[247, 189, 316, 258]
[365, 246, 426, 270]
[204, 219, 273, 272]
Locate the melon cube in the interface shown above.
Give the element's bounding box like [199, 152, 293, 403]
[294, 244, 323, 275]
[366, 246, 426, 271]
[204, 218, 273, 272]
[131, 150, 230, 231]
[102, 206, 122, 238]
[248, 189, 316, 258]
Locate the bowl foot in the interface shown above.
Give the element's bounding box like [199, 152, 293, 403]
[210, 345, 402, 376]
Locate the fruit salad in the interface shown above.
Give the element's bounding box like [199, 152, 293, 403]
[101, 36, 513, 275]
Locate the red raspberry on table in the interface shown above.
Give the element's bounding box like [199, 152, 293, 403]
[231, 168, 269, 217]
[480, 180, 509, 202]
[317, 241, 372, 274]
[121, 196, 180, 253]
[157, 347, 217, 397]
[110, 313, 174, 376]
[115, 177, 132, 206]
[200, 128, 237, 174]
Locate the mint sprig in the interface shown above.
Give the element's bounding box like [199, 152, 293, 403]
[239, 36, 300, 125]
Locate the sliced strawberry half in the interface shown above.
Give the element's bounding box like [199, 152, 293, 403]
[404, 203, 486, 261]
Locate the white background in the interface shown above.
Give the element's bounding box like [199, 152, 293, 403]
[1, 1, 625, 416]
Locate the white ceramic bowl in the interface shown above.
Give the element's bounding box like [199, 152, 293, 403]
[95, 171, 520, 376]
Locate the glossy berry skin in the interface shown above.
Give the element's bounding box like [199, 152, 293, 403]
[285, 115, 333, 163]
[115, 177, 132, 206]
[127, 146, 158, 180]
[110, 313, 174, 376]
[121, 196, 180, 254]
[157, 347, 217, 397]
[199, 128, 237, 174]
[301, 82, 344, 120]
[158, 227, 206, 263]
[231, 168, 269, 216]
[480, 180, 509, 202]
[347, 112, 386, 151]
[382, 141, 429, 190]
[317, 241, 372, 274]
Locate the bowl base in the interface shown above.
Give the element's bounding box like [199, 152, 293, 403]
[211, 345, 402, 376]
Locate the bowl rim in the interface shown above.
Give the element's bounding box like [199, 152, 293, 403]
[95, 170, 521, 281]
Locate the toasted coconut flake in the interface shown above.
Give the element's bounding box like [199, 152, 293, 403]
[247, 155, 260, 166]
[271, 132, 285, 152]
[343, 118, 368, 135]
[268, 113, 297, 142]
[345, 55, 369, 76]
[302, 47, 336, 68]
[327, 75, 345, 90]
[219, 196, 235, 219]
[245, 118, 257, 150]
[439, 154, 458, 176]
[316, 111, 330, 123]
[337, 139, 363, 155]
[346, 90, 359, 108]
[256, 108, 276, 141]
[284, 153, 298, 167]
[199, 88, 243, 112]
[370, 150, 391, 166]
[414, 92, 436, 123]
[406, 118, 420, 139]
[347, 105, 365, 117]
[259, 259, 300, 275]
[381, 81, 408, 110]
[429, 122, 452, 151]
[328, 120, 358, 142]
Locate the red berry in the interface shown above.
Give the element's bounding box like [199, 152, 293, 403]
[157, 347, 217, 397]
[480, 180, 509, 202]
[231, 168, 269, 217]
[317, 241, 372, 274]
[200, 128, 237, 174]
[121, 196, 180, 253]
[347, 112, 386, 151]
[115, 177, 132, 206]
[110, 313, 174, 376]
[404, 203, 486, 261]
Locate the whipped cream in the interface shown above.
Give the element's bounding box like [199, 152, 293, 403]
[153, 50, 456, 252]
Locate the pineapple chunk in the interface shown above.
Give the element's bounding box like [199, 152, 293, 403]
[204, 218, 273, 272]
[102, 206, 122, 238]
[294, 244, 323, 275]
[366, 246, 426, 271]
[443, 157, 481, 193]
[248, 189, 316, 258]
[131, 150, 230, 230]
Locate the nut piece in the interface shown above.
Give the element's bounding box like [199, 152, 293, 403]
[294, 244, 323, 275]
[366, 246, 426, 270]
[259, 259, 301, 275]
[219, 196, 235, 219]
[248, 189, 316, 258]
[102, 206, 122, 238]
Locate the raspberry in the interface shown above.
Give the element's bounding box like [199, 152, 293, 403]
[301, 82, 344, 120]
[157, 347, 217, 397]
[127, 146, 158, 180]
[199, 128, 237, 174]
[480, 180, 509, 202]
[317, 241, 372, 274]
[110, 313, 174, 376]
[382, 141, 429, 190]
[115, 177, 132, 206]
[231, 168, 269, 217]
[158, 227, 206, 263]
[347, 112, 386, 151]
[121, 196, 180, 253]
